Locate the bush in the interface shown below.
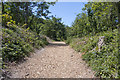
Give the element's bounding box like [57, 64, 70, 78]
[66, 36, 99, 53]
[2, 23, 48, 62]
[66, 29, 119, 78]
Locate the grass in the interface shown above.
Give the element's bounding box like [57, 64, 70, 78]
[66, 29, 119, 78]
[2, 24, 48, 62]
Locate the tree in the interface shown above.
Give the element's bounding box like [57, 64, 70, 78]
[40, 17, 66, 41]
[2, 2, 55, 28]
[69, 2, 118, 39]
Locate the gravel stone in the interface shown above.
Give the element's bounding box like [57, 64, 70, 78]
[9, 42, 95, 78]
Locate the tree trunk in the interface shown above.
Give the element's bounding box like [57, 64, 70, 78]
[2, 2, 4, 14]
[25, 2, 29, 28]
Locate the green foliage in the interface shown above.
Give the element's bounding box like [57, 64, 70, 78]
[65, 37, 73, 44]
[2, 14, 13, 26]
[2, 2, 66, 63]
[66, 36, 98, 53]
[2, 2, 55, 27]
[67, 29, 119, 78]
[2, 23, 48, 62]
[66, 2, 119, 78]
[2, 2, 119, 78]
[40, 17, 67, 41]
[66, 2, 118, 38]
[2, 2, 66, 41]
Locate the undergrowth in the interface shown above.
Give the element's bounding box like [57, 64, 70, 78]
[66, 29, 119, 78]
[1, 23, 48, 62]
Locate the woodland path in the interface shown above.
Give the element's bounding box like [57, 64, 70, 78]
[9, 42, 95, 78]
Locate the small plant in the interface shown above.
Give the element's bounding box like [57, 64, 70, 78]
[66, 29, 119, 78]
[2, 24, 48, 62]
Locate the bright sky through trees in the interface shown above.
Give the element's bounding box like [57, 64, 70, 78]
[48, 2, 87, 26]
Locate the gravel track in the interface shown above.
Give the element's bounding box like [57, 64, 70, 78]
[9, 42, 95, 78]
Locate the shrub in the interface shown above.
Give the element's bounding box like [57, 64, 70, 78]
[82, 29, 118, 78]
[66, 29, 119, 78]
[2, 23, 48, 62]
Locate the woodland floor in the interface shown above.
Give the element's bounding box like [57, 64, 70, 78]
[8, 42, 95, 78]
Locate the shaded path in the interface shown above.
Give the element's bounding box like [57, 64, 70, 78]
[9, 42, 95, 78]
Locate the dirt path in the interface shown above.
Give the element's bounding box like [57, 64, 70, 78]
[9, 42, 95, 78]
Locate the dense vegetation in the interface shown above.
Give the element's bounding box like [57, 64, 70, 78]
[1, 1, 120, 79]
[1, 2, 66, 63]
[39, 17, 67, 41]
[66, 29, 118, 78]
[2, 23, 48, 62]
[2, 2, 67, 41]
[66, 2, 119, 78]
[66, 2, 118, 38]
